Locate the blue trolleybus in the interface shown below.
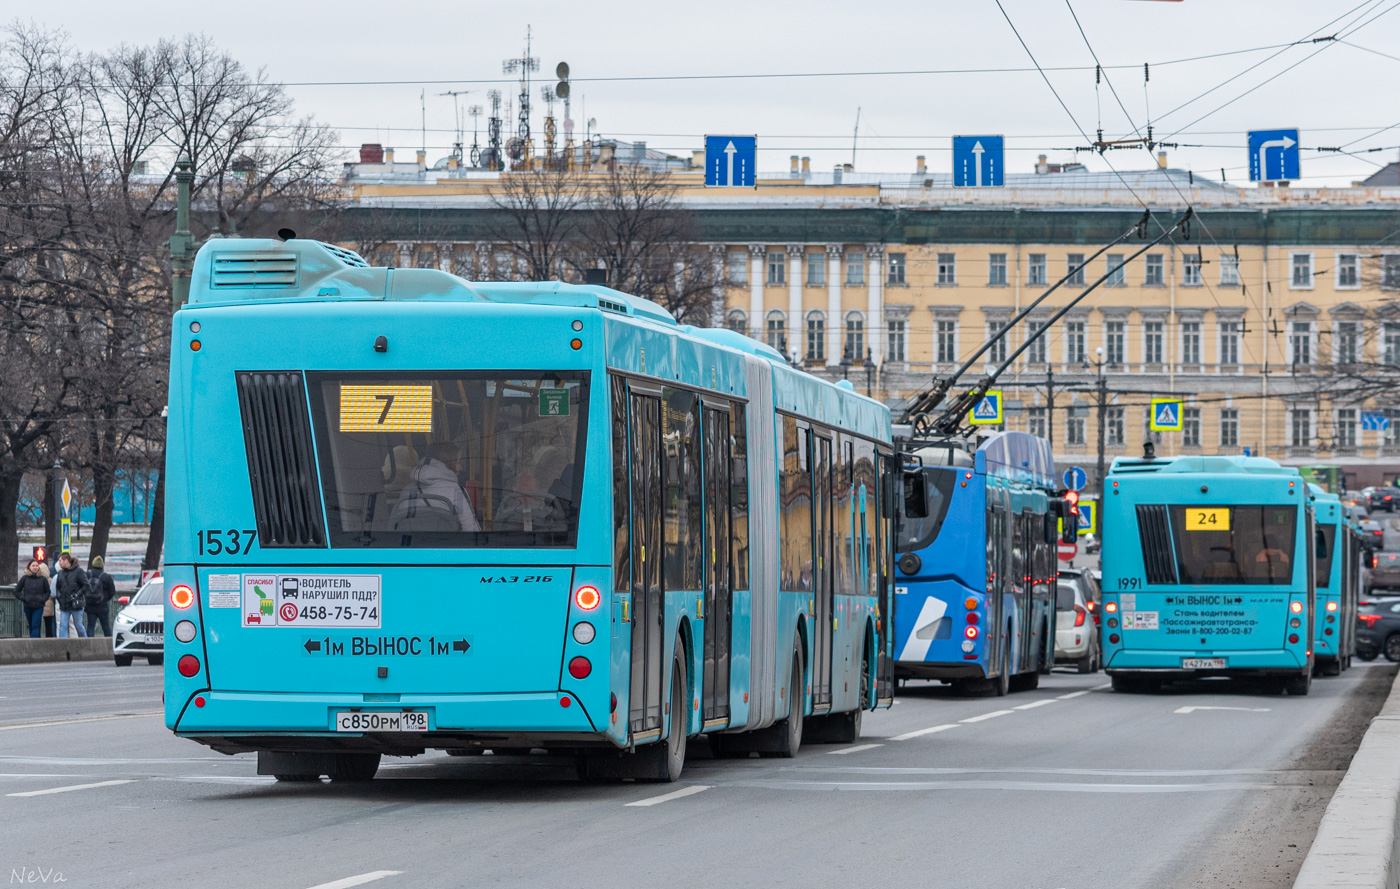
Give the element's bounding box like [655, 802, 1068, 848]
[1310, 485, 1358, 676]
[1100, 454, 1315, 694]
[893, 432, 1060, 695]
[162, 238, 895, 783]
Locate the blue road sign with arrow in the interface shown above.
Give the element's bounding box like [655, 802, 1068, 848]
[1063, 467, 1088, 492]
[953, 135, 1003, 187]
[705, 135, 756, 187]
[1362, 411, 1392, 432]
[1248, 128, 1299, 182]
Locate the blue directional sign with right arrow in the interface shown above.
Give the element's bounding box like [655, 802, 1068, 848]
[953, 135, 1004, 187]
[705, 135, 756, 187]
[1248, 128, 1300, 182]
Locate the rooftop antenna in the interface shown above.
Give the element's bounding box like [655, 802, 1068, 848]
[486, 89, 503, 171]
[420, 89, 426, 160]
[467, 104, 483, 166]
[851, 107, 861, 169]
[502, 26, 540, 168]
[540, 86, 557, 167]
[439, 89, 474, 162]
[555, 62, 572, 170]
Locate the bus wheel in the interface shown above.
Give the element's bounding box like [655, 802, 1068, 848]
[1009, 671, 1039, 692]
[993, 637, 1011, 697]
[328, 752, 381, 782]
[1285, 671, 1312, 696]
[1111, 674, 1140, 693]
[762, 645, 806, 758]
[1320, 659, 1341, 677]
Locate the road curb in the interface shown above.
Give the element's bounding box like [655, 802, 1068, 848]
[1294, 668, 1400, 889]
[0, 638, 112, 665]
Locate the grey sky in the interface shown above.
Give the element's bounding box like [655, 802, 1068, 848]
[30, 0, 1400, 185]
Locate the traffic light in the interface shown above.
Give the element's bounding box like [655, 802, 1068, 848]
[1065, 489, 1080, 516]
[1060, 491, 1080, 544]
[31, 545, 46, 563]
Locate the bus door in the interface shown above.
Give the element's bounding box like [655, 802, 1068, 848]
[812, 432, 834, 710]
[628, 390, 666, 737]
[877, 452, 899, 704]
[701, 405, 733, 724]
[985, 493, 1007, 677]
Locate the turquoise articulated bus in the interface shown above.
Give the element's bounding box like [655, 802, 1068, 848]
[1310, 485, 1358, 676]
[1100, 454, 1314, 695]
[162, 238, 895, 783]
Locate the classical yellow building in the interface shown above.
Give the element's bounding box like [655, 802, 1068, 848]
[342, 144, 1400, 487]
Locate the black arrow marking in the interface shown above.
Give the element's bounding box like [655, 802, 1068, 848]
[451, 639, 470, 653]
[304, 639, 321, 654]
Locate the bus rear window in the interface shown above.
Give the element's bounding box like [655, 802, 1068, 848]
[1169, 505, 1298, 585]
[308, 372, 587, 548]
[1315, 524, 1336, 589]
[897, 467, 957, 553]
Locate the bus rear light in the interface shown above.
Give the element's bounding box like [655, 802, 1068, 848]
[1289, 634, 1300, 644]
[568, 656, 592, 679]
[1326, 601, 1338, 612]
[1105, 601, 1118, 613]
[610, 693, 617, 712]
[1108, 633, 1120, 644]
[1074, 605, 1086, 628]
[966, 612, 979, 625]
[1290, 601, 1303, 614]
[1324, 627, 1333, 636]
[572, 621, 596, 644]
[194, 696, 206, 708]
[574, 586, 601, 610]
[964, 626, 978, 639]
[964, 597, 978, 610]
[174, 620, 197, 643]
[170, 585, 195, 610]
[177, 655, 200, 677]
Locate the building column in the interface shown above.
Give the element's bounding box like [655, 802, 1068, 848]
[788, 245, 804, 362]
[867, 244, 885, 365]
[475, 243, 491, 280]
[709, 245, 726, 327]
[439, 243, 454, 274]
[395, 241, 414, 268]
[826, 245, 842, 366]
[748, 244, 765, 340]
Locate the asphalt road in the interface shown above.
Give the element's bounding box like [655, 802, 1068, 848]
[2, 660, 1394, 889]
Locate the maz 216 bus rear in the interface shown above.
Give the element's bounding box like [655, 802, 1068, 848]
[1099, 454, 1314, 695]
[162, 238, 895, 783]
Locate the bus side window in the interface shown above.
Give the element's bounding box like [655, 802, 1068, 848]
[904, 472, 929, 519]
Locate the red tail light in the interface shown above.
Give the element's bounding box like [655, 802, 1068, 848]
[568, 656, 592, 679]
[170, 584, 195, 610]
[964, 626, 979, 639]
[574, 586, 600, 610]
[1074, 604, 1086, 627]
[1360, 614, 1384, 627]
[1288, 634, 1300, 644]
[177, 654, 200, 677]
[966, 612, 980, 625]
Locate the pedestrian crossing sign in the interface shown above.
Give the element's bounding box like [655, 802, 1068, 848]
[1077, 501, 1096, 535]
[60, 518, 71, 554]
[969, 390, 1003, 425]
[1150, 398, 1184, 432]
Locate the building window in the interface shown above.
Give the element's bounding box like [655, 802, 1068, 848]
[728, 249, 750, 282]
[1183, 407, 1201, 447]
[1144, 320, 1164, 364]
[1220, 408, 1239, 448]
[1067, 407, 1086, 445]
[493, 251, 512, 278]
[1386, 410, 1400, 446]
[1106, 254, 1126, 286]
[988, 253, 1008, 286]
[845, 311, 865, 363]
[1106, 407, 1125, 446]
[805, 311, 825, 363]
[1026, 320, 1047, 364]
[375, 247, 395, 267]
[936, 320, 957, 363]
[1337, 321, 1360, 365]
[887, 320, 906, 363]
[1336, 252, 1359, 289]
[1289, 320, 1313, 367]
[1182, 254, 1202, 286]
[1219, 321, 1240, 366]
[767, 252, 785, 285]
[1336, 409, 1357, 449]
[1290, 252, 1314, 289]
[765, 310, 786, 352]
[806, 253, 825, 286]
[1290, 407, 1313, 448]
[1067, 253, 1086, 286]
[1065, 320, 1086, 365]
[1145, 254, 1164, 286]
[846, 254, 865, 285]
[887, 253, 906, 285]
[937, 253, 956, 285]
[726, 310, 748, 334]
[416, 247, 438, 269]
[1384, 255, 1400, 290]
[1105, 320, 1126, 365]
[1181, 321, 1201, 365]
[1028, 254, 1047, 286]
[1027, 407, 1047, 439]
[1219, 254, 1240, 286]
[987, 320, 1007, 364]
[1384, 322, 1400, 366]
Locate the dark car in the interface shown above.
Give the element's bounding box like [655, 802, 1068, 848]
[1372, 551, 1400, 592]
[1360, 519, 1386, 548]
[1357, 598, 1400, 660]
[1370, 487, 1400, 512]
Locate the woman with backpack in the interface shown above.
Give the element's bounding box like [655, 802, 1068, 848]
[52, 552, 90, 638]
[85, 555, 117, 637]
[13, 559, 51, 638]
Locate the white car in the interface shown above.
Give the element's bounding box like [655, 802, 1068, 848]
[113, 577, 164, 667]
[1054, 571, 1099, 673]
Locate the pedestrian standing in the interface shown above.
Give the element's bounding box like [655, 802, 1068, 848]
[42, 570, 56, 637]
[13, 559, 50, 638]
[85, 555, 116, 637]
[52, 553, 90, 638]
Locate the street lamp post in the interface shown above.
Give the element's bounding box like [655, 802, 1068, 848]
[865, 347, 874, 397]
[1086, 346, 1109, 510]
[840, 344, 853, 381]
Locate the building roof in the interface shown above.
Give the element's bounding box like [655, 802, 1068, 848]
[1362, 162, 1400, 187]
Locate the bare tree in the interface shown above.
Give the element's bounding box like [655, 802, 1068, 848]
[486, 167, 586, 281]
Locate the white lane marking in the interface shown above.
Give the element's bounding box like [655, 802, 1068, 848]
[625, 784, 713, 807]
[8, 779, 134, 797]
[1092, 683, 1113, 690]
[829, 743, 883, 755]
[305, 872, 403, 889]
[729, 779, 1279, 793]
[1013, 699, 1057, 710]
[1174, 706, 1271, 714]
[889, 724, 960, 741]
[1056, 690, 1091, 700]
[960, 710, 1014, 723]
[0, 712, 161, 732]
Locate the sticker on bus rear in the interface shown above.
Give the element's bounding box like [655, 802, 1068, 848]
[208, 574, 241, 608]
[243, 574, 381, 628]
[1121, 610, 1159, 630]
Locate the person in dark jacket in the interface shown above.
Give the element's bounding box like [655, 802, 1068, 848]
[52, 553, 90, 638]
[13, 559, 50, 638]
[85, 555, 117, 637]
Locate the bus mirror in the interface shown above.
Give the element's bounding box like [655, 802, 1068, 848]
[903, 471, 929, 520]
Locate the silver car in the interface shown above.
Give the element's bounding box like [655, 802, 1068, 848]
[113, 577, 164, 667]
[1055, 572, 1099, 673]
